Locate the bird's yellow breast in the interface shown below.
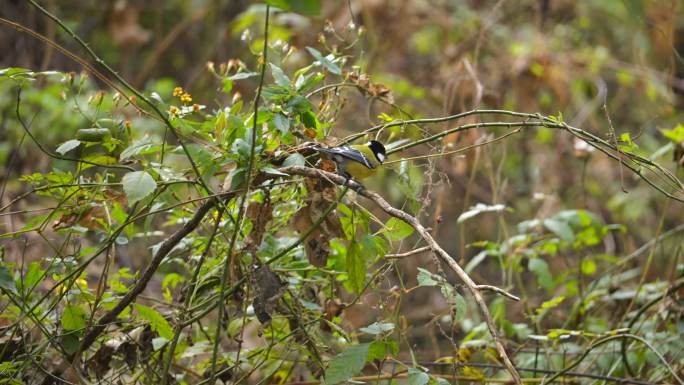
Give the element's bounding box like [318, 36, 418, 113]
[343, 160, 377, 180]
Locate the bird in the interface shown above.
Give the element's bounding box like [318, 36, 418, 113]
[310, 140, 386, 180]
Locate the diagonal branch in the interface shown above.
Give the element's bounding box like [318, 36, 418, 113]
[280, 166, 523, 385]
[75, 193, 229, 357]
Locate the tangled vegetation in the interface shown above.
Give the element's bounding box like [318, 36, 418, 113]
[0, 1, 683, 384]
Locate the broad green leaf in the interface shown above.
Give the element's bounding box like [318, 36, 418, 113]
[360, 322, 395, 335]
[382, 217, 413, 241]
[0, 264, 17, 293]
[301, 110, 319, 129]
[22, 262, 44, 292]
[61, 304, 87, 331]
[270, 64, 291, 88]
[453, 292, 467, 323]
[407, 368, 429, 385]
[133, 303, 174, 339]
[660, 124, 684, 143]
[346, 241, 365, 293]
[367, 340, 388, 361]
[457, 203, 507, 224]
[120, 140, 162, 160]
[283, 153, 305, 167]
[580, 259, 597, 275]
[273, 113, 291, 135]
[55, 139, 81, 155]
[323, 343, 370, 385]
[286, 95, 312, 113]
[528, 258, 553, 291]
[265, 0, 320, 16]
[122, 171, 157, 204]
[306, 47, 341, 75]
[416, 267, 439, 287]
[543, 218, 574, 242]
[61, 334, 80, 355]
[222, 78, 233, 93]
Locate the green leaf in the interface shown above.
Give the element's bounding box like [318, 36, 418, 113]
[152, 336, 169, 351]
[120, 140, 162, 160]
[22, 262, 43, 292]
[55, 139, 81, 155]
[122, 171, 157, 204]
[407, 368, 430, 385]
[306, 47, 341, 75]
[416, 267, 439, 287]
[367, 340, 387, 361]
[265, 0, 320, 15]
[528, 258, 553, 291]
[61, 304, 87, 331]
[283, 153, 305, 167]
[0, 264, 17, 293]
[274, 113, 291, 135]
[382, 217, 414, 241]
[360, 322, 395, 335]
[286, 95, 312, 113]
[543, 218, 574, 242]
[301, 110, 319, 129]
[323, 343, 370, 385]
[536, 296, 566, 317]
[270, 64, 291, 88]
[61, 334, 81, 355]
[346, 241, 366, 293]
[660, 124, 684, 143]
[222, 78, 233, 93]
[580, 259, 597, 275]
[457, 203, 508, 224]
[453, 292, 467, 323]
[133, 303, 174, 339]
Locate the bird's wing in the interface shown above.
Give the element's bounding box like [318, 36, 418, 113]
[312, 146, 375, 169]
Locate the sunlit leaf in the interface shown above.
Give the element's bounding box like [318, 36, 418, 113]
[306, 47, 341, 75]
[55, 139, 81, 155]
[61, 304, 87, 331]
[122, 171, 157, 204]
[265, 0, 320, 15]
[133, 303, 174, 340]
[382, 217, 413, 241]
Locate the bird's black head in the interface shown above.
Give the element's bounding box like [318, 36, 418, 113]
[368, 140, 386, 163]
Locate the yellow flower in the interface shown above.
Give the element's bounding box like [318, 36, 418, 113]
[168, 106, 180, 115]
[180, 92, 193, 104]
[172, 86, 184, 97]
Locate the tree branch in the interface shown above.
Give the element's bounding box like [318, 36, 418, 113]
[280, 166, 523, 385]
[75, 193, 229, 356]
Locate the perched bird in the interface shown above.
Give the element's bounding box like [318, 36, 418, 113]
[311, 140, 386, 180]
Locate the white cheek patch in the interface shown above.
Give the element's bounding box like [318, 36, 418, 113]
[377, 153, 385, 163]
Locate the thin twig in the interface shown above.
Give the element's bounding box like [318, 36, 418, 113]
[209, 6, 271, 380]
[385, 246, 431, 259]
